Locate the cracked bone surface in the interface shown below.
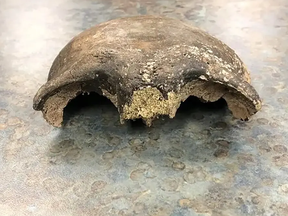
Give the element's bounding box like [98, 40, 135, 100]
[33, 15, 261, 127]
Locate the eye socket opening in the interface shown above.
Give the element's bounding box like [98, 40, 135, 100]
[63, 92, 118, 125]
[177, 96, 227, 114]
[62, 92, 228, 127]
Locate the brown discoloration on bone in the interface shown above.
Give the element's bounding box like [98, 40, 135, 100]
[121, 81, 225, 126]
[101, 89, 118, 107]
[33, 15, 261, 127]
[42, 84, 82, 127]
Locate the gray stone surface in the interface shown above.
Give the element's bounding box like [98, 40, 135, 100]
[0, 0, 287, 215]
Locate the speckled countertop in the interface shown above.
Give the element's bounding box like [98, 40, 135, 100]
[0, 0, 288, 215]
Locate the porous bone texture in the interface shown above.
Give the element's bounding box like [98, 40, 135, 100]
[33, 15, 261, 127]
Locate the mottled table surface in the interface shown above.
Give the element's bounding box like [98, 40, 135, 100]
[1, 0, 288, 215]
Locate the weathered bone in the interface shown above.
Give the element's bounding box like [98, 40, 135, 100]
[33, 15, 261, 127]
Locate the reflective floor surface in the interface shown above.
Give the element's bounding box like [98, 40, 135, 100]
[0, 0, 288, 215]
